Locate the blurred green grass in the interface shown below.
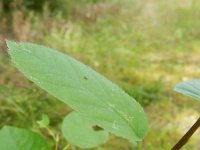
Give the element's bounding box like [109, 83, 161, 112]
[1, 0, 200, 149]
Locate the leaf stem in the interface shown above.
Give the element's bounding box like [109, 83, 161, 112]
[171, 117, 200, 150]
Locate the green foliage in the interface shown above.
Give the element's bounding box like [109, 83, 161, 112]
[1, 0, 108, 14]
[6, 40, 148, 148]
[37, 114, 50, 128]
[2, 0, 200, 149]
[62, 112, 108, 148]
[0, 126, 50, 150]
[175, 79, 200, 101]
[122, 81, 162, 106]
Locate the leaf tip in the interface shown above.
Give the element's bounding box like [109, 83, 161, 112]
[5, 39, 19, 55]
[5, 39, 16, 47]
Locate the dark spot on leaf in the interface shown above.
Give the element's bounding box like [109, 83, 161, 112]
[92, 125, 104, 131]
[84, 76, 88, 80]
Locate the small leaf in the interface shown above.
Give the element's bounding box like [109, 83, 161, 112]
[0, 126, 50, 150]
[62, 112, 108, 148]
[37, 114, 50, 128]
[7, 40, 148, 143]
[174, 79, 200, 101]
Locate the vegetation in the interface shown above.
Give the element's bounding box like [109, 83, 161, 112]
[172, 79, 200, 150]
[1, 0, 200, 149]
[5, 40, 148, 149]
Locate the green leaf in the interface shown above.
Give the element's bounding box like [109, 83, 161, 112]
[0, 126, 50, 150]
[174, 79, 200, 101]
[7, 40, 148, 143]
[62, 112, 108, 148]
[37, 114, 50, 128]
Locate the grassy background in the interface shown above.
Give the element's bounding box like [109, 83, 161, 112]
[1, 0, 200, 149]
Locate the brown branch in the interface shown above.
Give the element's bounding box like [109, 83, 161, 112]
[171, 117, 200, 150]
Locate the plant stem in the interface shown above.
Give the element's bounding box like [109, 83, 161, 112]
[171, 117, 200, 150]
[62, 144, 70, 150]
[137, 141, 141, 150]
[55, 142, 58, 150]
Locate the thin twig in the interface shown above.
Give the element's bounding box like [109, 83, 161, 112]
[171, 117, 200, 150]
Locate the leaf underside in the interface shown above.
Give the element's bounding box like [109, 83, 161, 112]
[175, 79, 200, 101]
[7, 40, 148, 147]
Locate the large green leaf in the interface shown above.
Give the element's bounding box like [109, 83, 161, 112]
[7, 40, 148, 143]
[174, 79, 200, 101]
[0, 126, 50, 150]
[62, 112, 108, 148]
